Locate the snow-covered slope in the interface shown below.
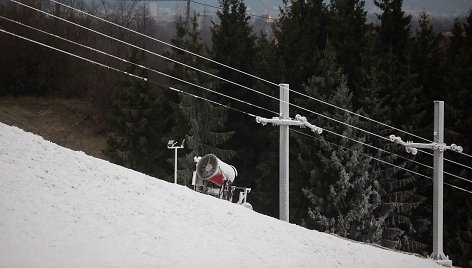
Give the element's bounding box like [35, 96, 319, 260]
[0, 123, 441, 268]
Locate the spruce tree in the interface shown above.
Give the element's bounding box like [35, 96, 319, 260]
[106, 50, 171, 178]
[210, 0, 264, 193]
[274, 0, 328, 90]
[371, 0, 430, 253]
[298, 47, 384, 243]
[274, 0, 328, 222]
[442, 10, 472, 268]
[251, 35, 281, 216]
[211, 0, 256, 86]
[168, 16, 234, 185]
[410, 12, 443, 127]
[374, 0, 411, 60]
[327, 0, 368, 91]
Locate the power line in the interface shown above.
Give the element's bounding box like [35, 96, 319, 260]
[0, 26, 257, 121]
[2, 25, 471, 196]
[0, 27, 145, 81]
[49, 0, 279, 87]
[291, 129, 431, 179]
[45, 0, 472, 164]
[444, 170, 472, 185]
[0, 15, 277, 116]
[191, 0, 277, 20]
[322, 128, 432, 169]
[42, 0, 472, 165]
[8, 0, 472, 174]
[455, 151, 472, 160]
[417, 149, 472, 172]
[8, 0, 281, 113]
[190, 0, 218, 10]
[168, 87, 256, 118]
[318, 124, 472, 185]
[445, 182, 472, 195]
[3, 3, 395, 148]
[0, 18, 439, 166]
[291, 129, 472, 195]
[8, 0, 391, 142]
[289, 89, 432, 143]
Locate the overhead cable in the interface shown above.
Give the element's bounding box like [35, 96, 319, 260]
[2, 26, 470, 195]
[40, 0, 472, 164]
[291, 129, 472, 195]
[45, 0, 472, 163]
[318, 125, 472, 185]
[289, 89, 432, 143]
[190, 0, 278, 20]
[8, 0, 283, 112]
[417, 149, 472, 172]
[0, 27, 257, 120]
[48, 0, 279, 86]
[0, 15, 278, 116]
[8, 0, 395, 144]
[8, 0, 472, 172]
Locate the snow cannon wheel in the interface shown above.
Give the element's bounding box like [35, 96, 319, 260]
[241, 202, 253, 210]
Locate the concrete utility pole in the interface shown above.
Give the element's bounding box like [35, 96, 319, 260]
[167, 139, 185, 184]
[256, 84, 322, 222]
[390, 101, 463, 268]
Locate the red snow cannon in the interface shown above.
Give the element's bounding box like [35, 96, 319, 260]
[196, 154, 237, 186]
[192, 154, 252, 210]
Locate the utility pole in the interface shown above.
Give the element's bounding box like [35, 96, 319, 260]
[390, 101, 462, 268]
[186, 0, 191, 32]
[256, 84, 322, 222]
[167, 139, 185, 184]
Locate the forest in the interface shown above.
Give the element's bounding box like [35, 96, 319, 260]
[0, 0, 471, 266]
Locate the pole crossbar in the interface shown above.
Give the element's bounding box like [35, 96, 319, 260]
[255, 84, 323, 222]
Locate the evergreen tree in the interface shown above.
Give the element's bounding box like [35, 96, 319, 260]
[274, 0, 328, 90]
[211, 0, 264, 194]
[298, 47, 384, 242]
[442, 10, 472, 268]
[374, 0, 411, 60]
[273, 0, 328, 222]
[374, 0, 423, 127]
[327, 0, 368, 91]
[106, 50, 171, 178]
[410, 12, 443, 127]
[168, 16, 234, 185]
[356, 2, 430, 252]
[251, 34, 281, 217]
[354, 29, 429, 252]
[211, 0, 256, 85]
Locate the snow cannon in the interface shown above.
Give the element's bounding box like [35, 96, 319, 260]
[192, 154, 252, 210]
[196, 154, 237, 186]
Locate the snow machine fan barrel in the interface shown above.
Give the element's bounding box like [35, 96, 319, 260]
[196, 154, 237, 186]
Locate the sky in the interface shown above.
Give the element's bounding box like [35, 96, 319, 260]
[153, 0, 472, 18]
[248, 0, 472, 16]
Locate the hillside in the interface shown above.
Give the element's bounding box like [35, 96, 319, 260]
[0, 96, 107, 159]
[0, 122, 444, 267]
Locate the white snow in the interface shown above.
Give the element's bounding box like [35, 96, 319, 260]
[0, 122, 442, 268]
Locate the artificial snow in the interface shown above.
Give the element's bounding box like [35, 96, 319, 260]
[0, 122, 442, 268]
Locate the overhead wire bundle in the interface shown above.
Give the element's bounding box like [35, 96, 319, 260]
[0, 0, 471, 194]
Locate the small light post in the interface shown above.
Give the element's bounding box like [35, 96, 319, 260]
[167, 139, 185, 184]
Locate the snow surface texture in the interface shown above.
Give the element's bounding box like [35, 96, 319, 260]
[0, 122, 442, 268]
